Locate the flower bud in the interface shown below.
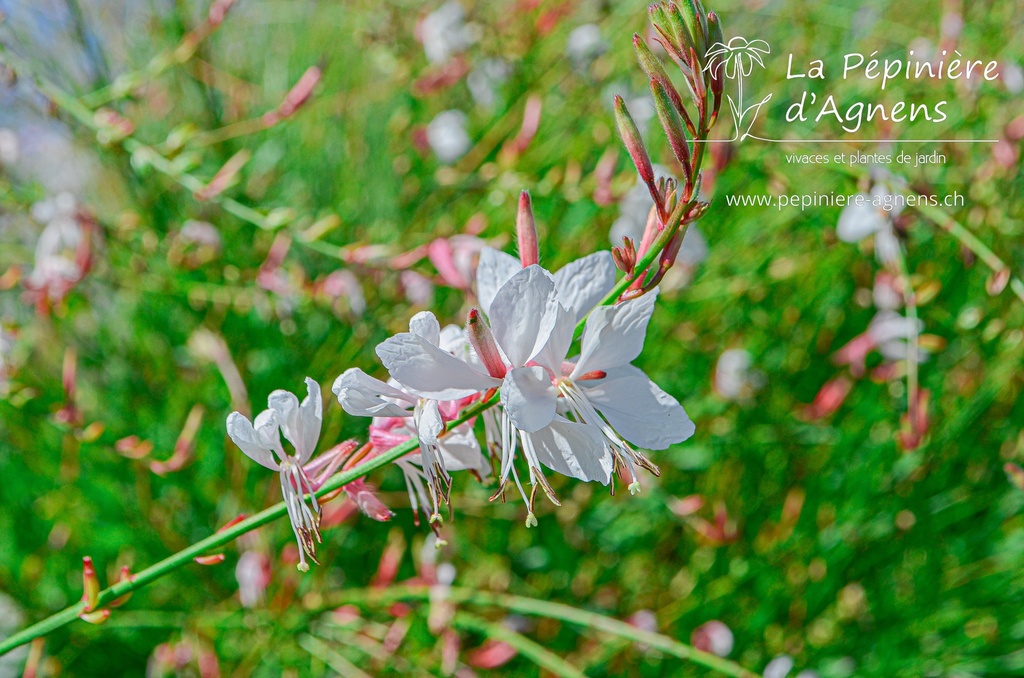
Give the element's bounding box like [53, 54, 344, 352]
[516, 191, 539, 268]
[194, 554, 226, 566]
[650, 78, 692, 176]
[987, 268, 1011, 295]
[79, 609, 111, 625]
[612, 237, 637, 275]
[466, 309, 507, 379]
[633, 35, 694, 134]
[109, 566, 135, 608]
[613, 96, 655, 187]
[81, 556, 100, 612]
[194, 149, 250, 201]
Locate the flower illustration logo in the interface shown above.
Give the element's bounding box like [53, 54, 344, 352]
[705, 37, 770, 79]
[704, 37, 772, 141]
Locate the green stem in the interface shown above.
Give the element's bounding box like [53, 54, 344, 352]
[452, 612, 587, 678]
[326, 586, 756, 678]
[0, 394, 499, 657]
[891, 246, 920, 429]
[910, 200, 1024, 304]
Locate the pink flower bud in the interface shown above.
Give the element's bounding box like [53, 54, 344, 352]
[109, 566, 135, 608]
[691, 620, 734, 657]
[194, 149, 250, 201]
[801, 377, 853, 420]
[344, 478, 394, 522]
[613, 95, 655, 187]
[516, 191, 539, 268]
[81, 556, 100, 612]
[466, 309, 507, 378]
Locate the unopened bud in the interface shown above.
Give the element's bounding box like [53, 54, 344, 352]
[516, 191, 539, 268]
[466, 309, 507, 379]
[634, 35, 694, 135]
[647, 3, 682, 53]
[194, 149, 250, 201]
[79, 609, 111, 625]
[650, 78, 692, 173]
[109, 566, 135, 608]
[613, 95, 655, 187]
[276, 66, 322, 119]
[671, 0, 705, 53]
[612, 237, 637, 275]
[194, 554, 226, 566]
[706, 10, 725, 56]
[81, 557, 101, 612]
[987, 268, 1011, 295]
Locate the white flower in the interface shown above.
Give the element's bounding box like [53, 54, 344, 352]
[0, 328, 13, 396]
[836, 172, 907, 265]
[226, 378, 324, 571]
[467, 58, 510, 109]
[0, 128, 18, 166]
[713, 348, 765, 402]
[426, 110, 471, 164]
[420, 1, 476, 65]
[867, 310, 928, 363]
[379, 266, 609, 520]
[24, 193, 91, 305]
[566, 24, 607, 67]
[333, 338, 488, 524]
[507, 286, 695, 494]
[476, 246, 617, 324]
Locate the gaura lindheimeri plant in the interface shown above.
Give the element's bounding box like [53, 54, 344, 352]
[0, 0, 732, 658]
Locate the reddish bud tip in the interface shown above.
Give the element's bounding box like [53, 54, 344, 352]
[613, 96, 655, 186]
[516, 191, 539, 268]
[1005, 462, 1024, 492]
[81, 556, 100, 612]
[987, 268, 1011, 295]
[466, 309, 507, 379]
[194, 554, 226, 566]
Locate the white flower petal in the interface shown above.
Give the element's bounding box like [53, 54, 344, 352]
[572, 288, 658, 376]
[501, 366, 558, 433]
[525, 416, 612, 484]
[582, 368, 694, 449]
[417, 399, 445, 445]
[376, 332, 498, 400]
[476, 247, 521, 315]
[227, 412, 280, 470]
[489, 265, 558, 367]
[836, 196, 886, 242]
[267, 389, 300, 449]
[554, 251, 617, 323]
[531, 302, 576, 375]
[252, 410, 281, 450]
[296, 378, 323, 462]
[332, 367, 415, 418]
[409, 311, 441, 345]
[439, 425, 488, 473]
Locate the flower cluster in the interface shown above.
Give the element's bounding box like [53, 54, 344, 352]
[227, 195, 697, 566]
[224, 0, 722, 569]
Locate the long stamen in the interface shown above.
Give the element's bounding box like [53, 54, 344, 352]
[557, 378, 661, 490]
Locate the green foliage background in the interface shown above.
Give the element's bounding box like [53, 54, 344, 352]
[1, 0, 1022, 675]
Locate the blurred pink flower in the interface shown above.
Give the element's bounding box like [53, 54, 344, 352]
[691, 620, 734, 657]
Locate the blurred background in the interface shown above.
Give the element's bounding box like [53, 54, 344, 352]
[1, 0, 1023, 675]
